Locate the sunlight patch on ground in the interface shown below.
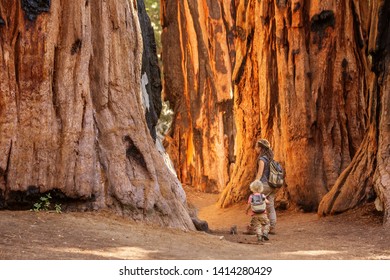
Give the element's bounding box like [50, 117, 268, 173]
[371, 254, 390, 260]
[282, 250, 343, 257]
[49, 246, 159, 259]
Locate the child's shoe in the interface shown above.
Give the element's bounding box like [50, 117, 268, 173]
[262, 233, 269, 241]
[257, 235, 263, 242]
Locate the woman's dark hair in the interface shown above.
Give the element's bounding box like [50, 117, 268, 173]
[260, 145, 274, 160]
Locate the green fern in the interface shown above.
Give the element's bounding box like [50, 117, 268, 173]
[31, 193, 61, 213]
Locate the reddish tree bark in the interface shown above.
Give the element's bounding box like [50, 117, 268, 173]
[318, 0, 390, 226]
[221, 0, 369, 210]
[161, 0, 235, 193]
[0, 0, 194, 229]
[162, 0, 390, 225]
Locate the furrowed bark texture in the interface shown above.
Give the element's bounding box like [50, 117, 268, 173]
[225, 0, 389, 222]
[221, 0, 369, 210]
[162, 0, 390, 223]
[161, 0, 235, 192]
[318, 0, 390, 226]
[0, 0, 194, 229]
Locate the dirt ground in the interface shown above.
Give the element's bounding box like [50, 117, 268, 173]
[0, 186, 389, 260]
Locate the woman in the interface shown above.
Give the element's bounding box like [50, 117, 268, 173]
[255, 139, 278, 234]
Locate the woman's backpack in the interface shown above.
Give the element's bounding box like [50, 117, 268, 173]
[251, 194, 266, 213]
[268, 159, 284, 188]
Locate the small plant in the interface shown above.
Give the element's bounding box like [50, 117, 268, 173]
[40, 193, 51, 210]
[31, 193, 62, 213]
[32, 202, 42, 212]
[55, 203, 62, 213]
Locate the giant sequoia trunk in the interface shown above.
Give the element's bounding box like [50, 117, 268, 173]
[0, 0, 194, 229]
[221, 0, 370, 209]
[161, 0, 235, 192]
[162, 0, 390, 224]
[318, 0, 390, 226]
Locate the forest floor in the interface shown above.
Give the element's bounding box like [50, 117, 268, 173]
[0, 186, 389, 260]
